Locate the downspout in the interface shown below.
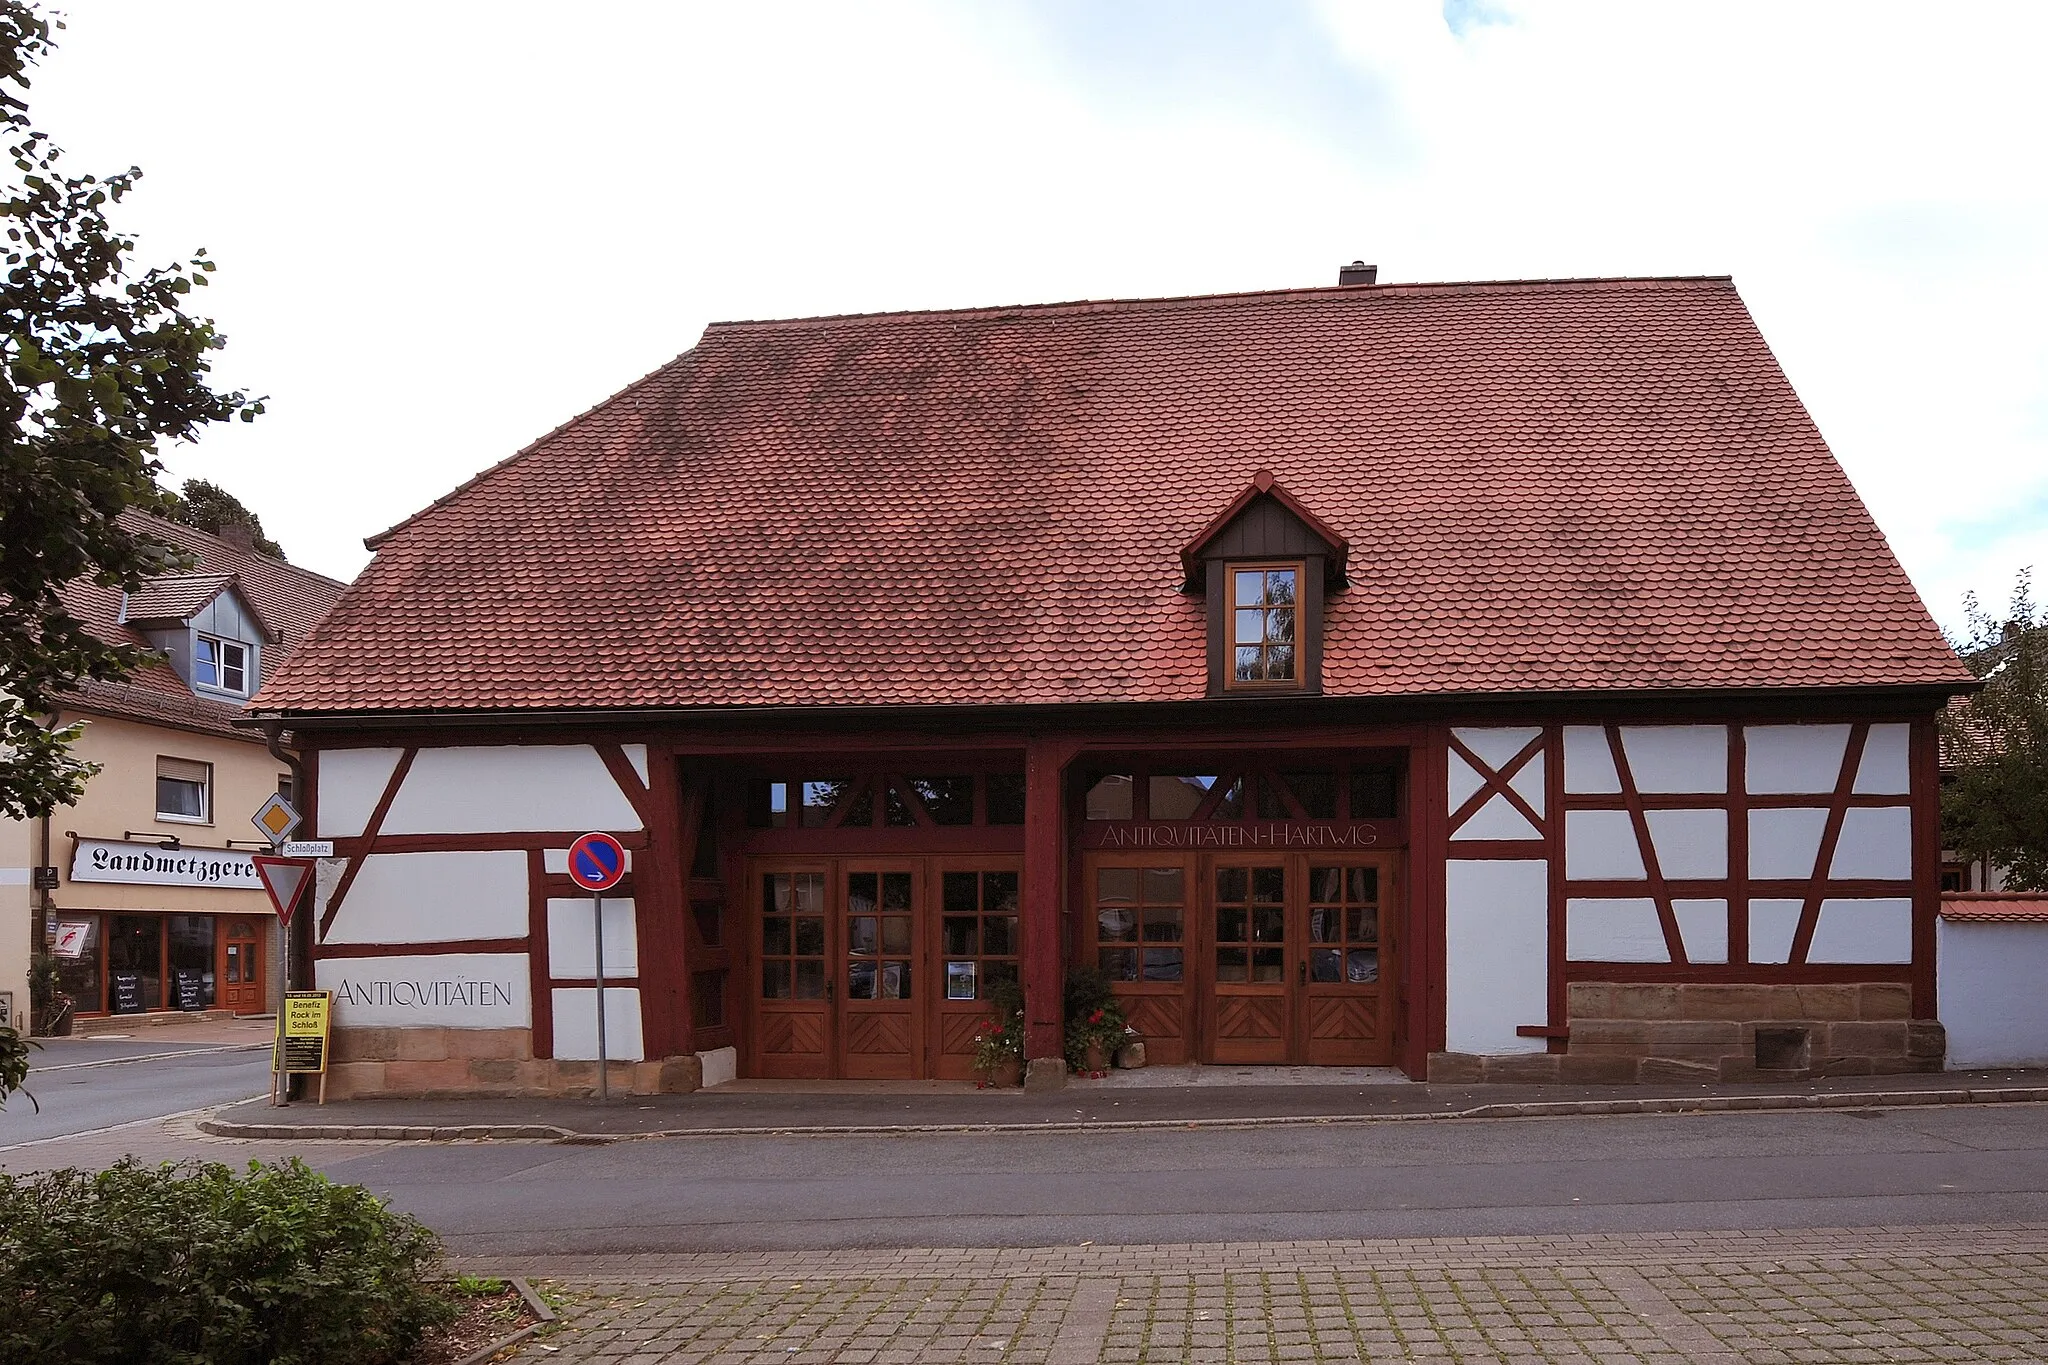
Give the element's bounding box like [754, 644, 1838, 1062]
[33, 709, 58, 1032]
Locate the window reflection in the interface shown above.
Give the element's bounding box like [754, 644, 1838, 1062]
[1228, 565, 1300, 684]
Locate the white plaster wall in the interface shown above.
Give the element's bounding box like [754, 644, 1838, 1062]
[1565, 809, 1644, 879]
[1807, 898, 1913, 964]
[1940, 919, 2048, 1067]
[1508, 752, 1545, 816]
[1445, 859, 1548, 1055]
[1620, 726, 1727, 794]
[1454, 793, 1540, 841]
[381, 745, 643, 835]
[1447, 749, 1486, 813]
[551, 987, 646, 1061]
[1453, 726, 1542, 771]
[323, 850, 528, 944]
[1566, 898, 1666, 962]
[1674, 899, 1730, 964]
[1749, 808, 1830, 879]
[621, 743, 650, 786]
[546, 898, 640, 977]
[318, 952, 531, 1029]
[1746, 725, 1851, 794]
[1748, 899, 1803, 963]
[317, 748, 404, 838]
[1854, 725, 1912, 795]
[1644, 808, 1728, 879]
[1829, 808, 1913, 880]
[1563, 726, 1620, 794]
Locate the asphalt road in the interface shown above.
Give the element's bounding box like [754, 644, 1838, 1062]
[0, 1039, 271, 1147]
[327, 1101, 2048, 1257]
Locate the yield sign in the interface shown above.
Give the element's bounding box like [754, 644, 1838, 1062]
[252, 855, 315, 926]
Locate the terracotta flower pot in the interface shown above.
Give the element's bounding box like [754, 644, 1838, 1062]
[988, 1057, 1023, 1088]
[1082, 1042, 1110, 1074]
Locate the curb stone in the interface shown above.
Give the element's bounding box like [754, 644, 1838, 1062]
[193, 1084, 2048, 1144]
[448, 1275, 557, 1365]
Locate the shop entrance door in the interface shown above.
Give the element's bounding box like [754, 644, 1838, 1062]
[219, 918, 265, 1014]
[1210, 860, 1290, 1062]
[839, 864, 921, 1078]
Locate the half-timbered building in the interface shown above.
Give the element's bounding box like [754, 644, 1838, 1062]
[250, 272, 1974, 1096]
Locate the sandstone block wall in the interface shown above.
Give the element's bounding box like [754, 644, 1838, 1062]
[322, 1026, 702, 1099]
[1428, 981, 1944, 1084]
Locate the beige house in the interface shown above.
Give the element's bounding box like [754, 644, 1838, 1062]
[2, 513, 345, 1032]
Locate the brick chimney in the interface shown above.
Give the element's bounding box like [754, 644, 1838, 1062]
[1338, 261, 1378, 286]
[218, 523, 255, 551]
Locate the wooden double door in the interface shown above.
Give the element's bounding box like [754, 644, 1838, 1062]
[747, 857, 1023, 1080]
[1087, 851, 1399, 1066]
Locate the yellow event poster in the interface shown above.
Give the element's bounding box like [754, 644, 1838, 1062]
[273, 990, 332, 1075]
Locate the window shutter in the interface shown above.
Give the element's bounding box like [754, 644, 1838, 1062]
[158, 757, 211, 785]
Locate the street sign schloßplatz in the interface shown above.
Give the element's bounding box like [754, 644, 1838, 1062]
[566, 831, 627, 892]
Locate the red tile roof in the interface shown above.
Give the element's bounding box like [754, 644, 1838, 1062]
[255, 276, 1973, 717]
[57, 511, 348, 739]
[1941, 893, 2048, 923]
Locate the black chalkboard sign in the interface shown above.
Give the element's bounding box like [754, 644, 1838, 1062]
[110, 971, 143, 1014]
[174, 969, 207, 1011]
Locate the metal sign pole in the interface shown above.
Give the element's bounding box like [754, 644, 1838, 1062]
[593, 891, 608, 1102]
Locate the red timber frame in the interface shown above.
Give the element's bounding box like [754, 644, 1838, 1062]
[297, 691, 1945, 1082]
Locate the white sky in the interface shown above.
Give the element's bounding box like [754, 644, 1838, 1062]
[31, 1, 2048, 632]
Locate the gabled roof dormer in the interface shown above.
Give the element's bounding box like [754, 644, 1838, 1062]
[1182, 471, 1348, 698]
[120, 573, 274, 701]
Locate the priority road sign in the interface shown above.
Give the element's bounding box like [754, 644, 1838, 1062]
[565, 831, 627, 892]
[252, 855, 314, 926]
[252, 792, 302, 845]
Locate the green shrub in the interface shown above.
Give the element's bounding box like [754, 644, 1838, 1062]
[0, 1157, 455, 1364]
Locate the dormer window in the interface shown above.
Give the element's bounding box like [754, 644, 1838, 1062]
[195, 633, 249, 695]
[1230, 563, 1301, 687]
[1181, 471, 1348, 698]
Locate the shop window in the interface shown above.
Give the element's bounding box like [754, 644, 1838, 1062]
[1349, 766, 1399, 820]
[985, 774, 1027, 825]
[1096, 864, 1185, 982]
[194, 633, 250, 695]
[1227, 564, 1301, 688]
[760, 872, 826, 999]
[1084, 774, 1134, 820]
[846, 871, 914, 999]
[909, 776, 974, 826]
[1148, 774, 1219, 820]
[1215, 866, 1286, 983]
[108, 915, 165, 1013]
[156, 757, 212, 823]
[167, 916, 216, 1010]
[940, 870, 1021, 1000]
[52, 914, 102, 1015]
[801, 780, 852, 828]
[1307, 865, 1380, 984]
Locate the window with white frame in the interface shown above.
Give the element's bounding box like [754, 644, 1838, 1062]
[156, 756, 212, 823]
[194, 633, 250, 695]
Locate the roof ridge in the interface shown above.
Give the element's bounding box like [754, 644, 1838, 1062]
[703, 275, 1738, 332]
[129, 509, 352, 592]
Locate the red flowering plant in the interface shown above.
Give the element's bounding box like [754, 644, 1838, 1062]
[972, 978, 1025, 1076]
[1062, 966, 1127, 1072]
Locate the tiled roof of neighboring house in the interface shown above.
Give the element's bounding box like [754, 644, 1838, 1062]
[1940, 893, 2048, 922]
[55, 511, 349, 740]
[253, 275, 1973, 717]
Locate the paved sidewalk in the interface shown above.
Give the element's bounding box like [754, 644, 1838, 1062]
[475, 1224, 2048, 1363]
[204, 1068, 2048, 1141]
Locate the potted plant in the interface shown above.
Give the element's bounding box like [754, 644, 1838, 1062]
[28, 954, 73, 1038]
[973, 978, 1025, 1088]
[1063, 966, 1126, 1078]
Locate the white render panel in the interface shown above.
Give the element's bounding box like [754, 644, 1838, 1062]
[317, 748, 404, 838]
[381, 745, 643, 835]
[1674, 899, 1730, 964]
[318, 953, 530, 1029]
[1563, 726, 1621, 794]
[622, 743, 650, 786]
[1830, 807, 1913, 881]
[1853, 724, 1912, 795]
[1452, 792, 1541, 841]
[1748, 808, 1830, 880]
[1445, 859, 1548, 1055]
[1746, 724, 1852, 794]
[1566, 898, 1667, 962]
[323, 850, 527, 944]
[546, 897, 640, 978]
[543, 847, 636, 876]
[1565, 809, 1645, 880]
[1644, 808, 1729, 879]
[1748, 899, 1804, 963]
[1808, 898, 1913, 964]
[1507, 751, 1546, 818]
[1619, 726, 1728, 794]
[1447, 749, 1486, 814]
[1453, 726, 1542, 771]
[1939, 920, 2048, 1067]
[551, 987, 646, 1061]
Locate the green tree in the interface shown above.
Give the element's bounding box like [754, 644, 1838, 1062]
[1940, 570, 2048, 890]
[0, 1, 261, 828]
[167, 476, 286, 558]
